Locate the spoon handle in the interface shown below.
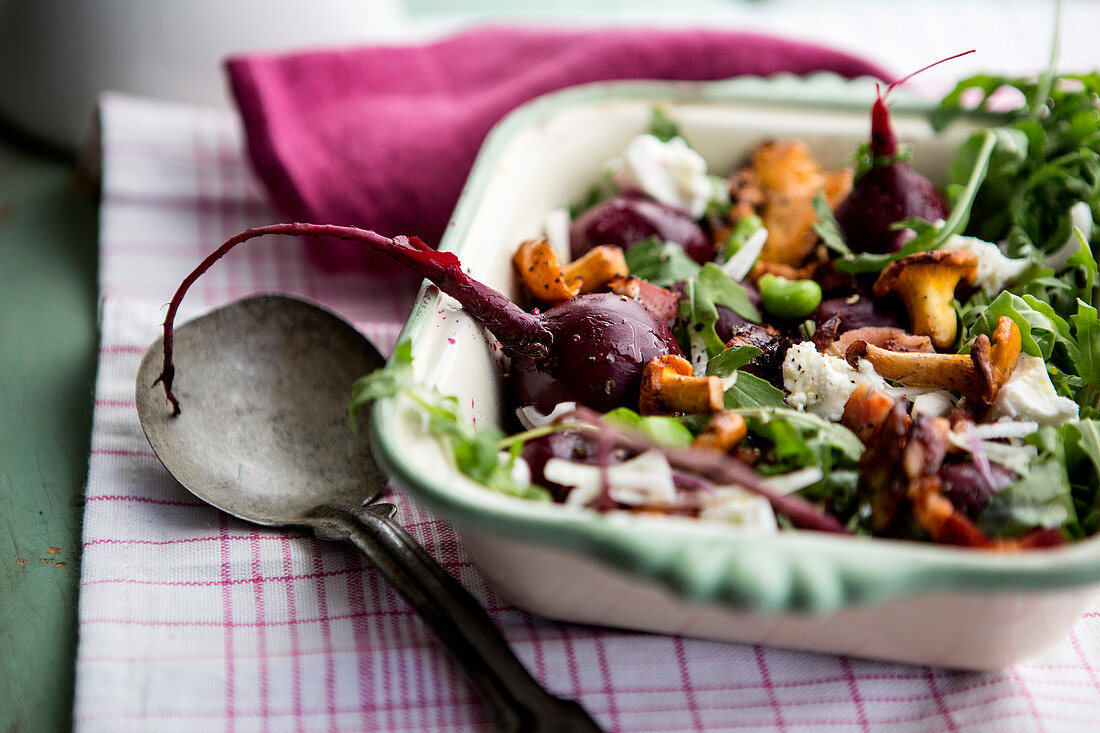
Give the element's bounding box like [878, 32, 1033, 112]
[311, 503, 603, 733]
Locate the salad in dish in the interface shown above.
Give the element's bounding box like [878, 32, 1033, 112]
[153, 69, 1100, 550]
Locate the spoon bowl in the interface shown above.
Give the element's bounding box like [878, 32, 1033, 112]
[135, 294, 600, 733]
[136, 294, 385, 525]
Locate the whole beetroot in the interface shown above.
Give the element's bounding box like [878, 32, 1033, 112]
[570, 196, 712, 264]
[153, 224, 680, 416]
[834, 53, 973, 254]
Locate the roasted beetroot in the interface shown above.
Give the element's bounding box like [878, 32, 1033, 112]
[811, 292, 906, 334]
[512, 293, 682, 413]
[153, 223, 679, 416]
[939, 460, 1015, 520]
[570, 196, 712, 264]
[834, 53, 973, 253]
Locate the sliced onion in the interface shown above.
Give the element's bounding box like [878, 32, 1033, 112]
[967, 430, 998, 495]
[720, 226, 768, 282]
[762, 466, 824, 495]
[972, 420, 1039, 441]
[516, 401, 577, 430]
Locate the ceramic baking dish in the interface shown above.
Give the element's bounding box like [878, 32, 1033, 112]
[368, 74, 1100, 670]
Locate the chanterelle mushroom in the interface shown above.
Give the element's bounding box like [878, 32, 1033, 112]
[873, 249, 979, 350]
[513, 238, 627, 305]
[639, 354, 724, 416]
[845, 316, 1022, 408]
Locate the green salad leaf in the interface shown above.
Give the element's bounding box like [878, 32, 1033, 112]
[705, 345, 786, 409]
[978, 427, 1077, 538]
[678, 263, 762, 358]
[603, 407, 694, 448]
[624, 237, 701, 286]
[934, 73, 1100, 258]
[811, 190, 850, 256]
[648, 105, 682, 143]
[350, 341, 550, 501]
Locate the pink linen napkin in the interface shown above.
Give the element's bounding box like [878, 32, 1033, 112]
[226, 26, 890, 273]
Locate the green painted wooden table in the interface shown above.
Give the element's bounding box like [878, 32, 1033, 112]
[0, 131, 98, 733]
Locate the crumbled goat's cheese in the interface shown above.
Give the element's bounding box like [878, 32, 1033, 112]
[946, 234, 1029, 295]
[608, 134, 713, 218]
[991, 355, 1079, 425]
[782, 341, 889, 421]
[911, 390, 957, 417]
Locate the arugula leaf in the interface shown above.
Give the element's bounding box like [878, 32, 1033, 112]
[649, 105, 681, 143]
[722, 214, 764, 261]
[1070, 301, 1100, 410]
[811, 190, 850, 256]
[678, 264, 762, 357]
[1064, 228, 1098, 306]
[703, 345, 785, 409]
[603, 407, 694, 448]
[833, 220, 939, 275]
[720, 371, 786, 409]
[965, 290, 1074, 359]
[624, 236, 701, 286]
[705, 345, 761, 375]
[729, 408, 864, 489]
[934, 73, 1100, 258]
[350, 340, 550, 501]
[978, 426, 1077, 538]
[349, 340, 416, 431]
[979, 455, 1075, 537]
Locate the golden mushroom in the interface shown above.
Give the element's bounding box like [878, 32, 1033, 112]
[872, 249, 979, 350]
[845, 316, 1022, 408]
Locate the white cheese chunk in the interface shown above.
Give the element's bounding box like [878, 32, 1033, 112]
[946, 234, 1029, 296]
[990, 355, 1079, 426]
[911, 390, 956, 417]
[609, 134, 713, 218]
[782, 341, 889, 421]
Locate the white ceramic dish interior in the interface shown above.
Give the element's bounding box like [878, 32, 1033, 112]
[369, 75, 1100, 670]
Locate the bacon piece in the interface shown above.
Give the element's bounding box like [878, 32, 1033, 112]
[607, 275, 681, 323]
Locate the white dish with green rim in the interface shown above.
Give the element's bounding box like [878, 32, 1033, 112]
[368, 73, 1100, 670]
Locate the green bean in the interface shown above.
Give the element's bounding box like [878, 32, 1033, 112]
[758, 273, 822, 320]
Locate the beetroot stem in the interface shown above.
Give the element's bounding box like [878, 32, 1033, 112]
[154, 222, 552, 414]
[572, 407, 849, 534]
[871, 49, 976, 158]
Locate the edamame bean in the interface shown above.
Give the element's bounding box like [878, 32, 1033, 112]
[758, 273, 822, 319]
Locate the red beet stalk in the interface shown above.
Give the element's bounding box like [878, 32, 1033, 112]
[571, 406, 848, 534]
[869, 49, 976, 159]
[154, 223, 552, 414]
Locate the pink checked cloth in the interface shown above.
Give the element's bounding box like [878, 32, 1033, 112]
[77, 31, 1100, 733]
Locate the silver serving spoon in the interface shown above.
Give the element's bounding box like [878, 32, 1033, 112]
[135, 294, 600, 733]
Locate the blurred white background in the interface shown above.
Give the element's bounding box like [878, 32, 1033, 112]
[0, 0, 1095, 151]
